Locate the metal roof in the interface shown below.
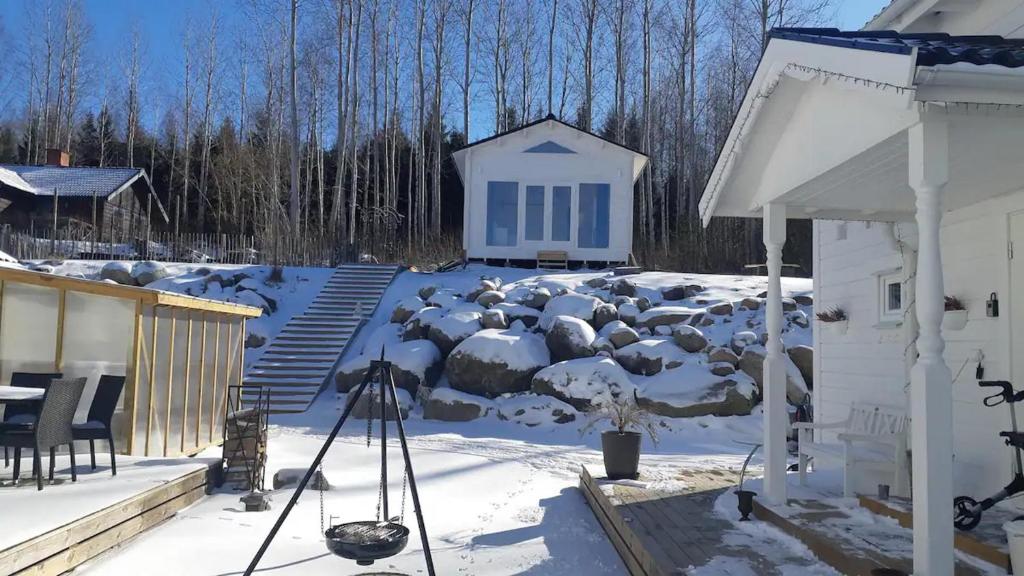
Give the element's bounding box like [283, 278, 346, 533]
[0, 165, 143, 198]
[770, 28, 1024, 68]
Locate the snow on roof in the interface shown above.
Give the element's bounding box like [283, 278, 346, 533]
[0, 164, 142, 198]
[0, 166, 37, 194]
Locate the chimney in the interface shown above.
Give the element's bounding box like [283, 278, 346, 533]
[45, 148, 70, 167]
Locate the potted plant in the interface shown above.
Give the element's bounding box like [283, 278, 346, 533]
[816, 306, 848, 335]
[943, 296, 968, 331]
[581, 389, 658, 480]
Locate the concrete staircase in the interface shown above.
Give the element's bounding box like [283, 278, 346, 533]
[242, 263, 399, 413]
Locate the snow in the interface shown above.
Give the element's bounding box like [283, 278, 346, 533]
[0, 249, 19, 267]
[637, 364, 757, 405]
[540, 292, 601, 328]
[430, 309, 483, 340]
[427, 386, 495, 408]
[549, 314, 596, 346]
[450, 328, 550, 371]
[533, 356, 635, 403]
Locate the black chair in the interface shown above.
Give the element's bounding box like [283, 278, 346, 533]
[72, 375, 125, 476]
[2, 372, 62, 467]
[0, 378, 86, 490]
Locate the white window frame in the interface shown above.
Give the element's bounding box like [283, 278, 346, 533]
[878, 271, 904, 324]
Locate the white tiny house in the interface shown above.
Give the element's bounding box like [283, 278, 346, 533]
[452, 115, 648, 266]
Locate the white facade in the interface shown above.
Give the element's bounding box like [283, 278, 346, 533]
[452, 118, 647, 264]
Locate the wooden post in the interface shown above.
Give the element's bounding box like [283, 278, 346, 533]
[762, 202, 787, 505]
[51, 187, 58, 256]
[238, 318, 246, 410]
[181, 313, 193, 454]
[125, 301, 145, 455]
[0, 280, 5, 380]
[92, 191, 98, 257]
[209, 317, 221, 443]
[163, 309, 177, 457]
[195, 313, 208, 448]
[144, 308, 160, 457]
[54, 289, 67, 371]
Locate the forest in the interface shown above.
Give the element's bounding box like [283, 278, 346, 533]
[0, 0, 835, 272]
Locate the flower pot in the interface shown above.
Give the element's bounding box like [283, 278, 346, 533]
[820, 319, 848, 335]
[942, 309, 968, 331]
[601, 430, 641, 480]
[735, 489, 756, 521]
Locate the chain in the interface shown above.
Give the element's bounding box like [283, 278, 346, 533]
[399, 468, 408, 523]
[366, 377, 375, 448]
[318, 462, 326, 537]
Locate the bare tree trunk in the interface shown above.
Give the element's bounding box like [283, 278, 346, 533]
[579, 0, 596, 131]
[287, 0, 301, 231]
[520, 0, 534, 124]
[415, 2, 426, 245]
[461, 0, 475, 138]
[432, 1, 451, 235]
[347, 0, 363, 245]
[125, 28, 141, 167]
[492, 0, 508, 132]
[546, 0, 557, 115]
[197, 15, 217, 230]
[612, 0, 627, 143]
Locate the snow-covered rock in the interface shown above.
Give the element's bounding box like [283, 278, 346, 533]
[613, 338, 686, 376]
[403, 306, 446, 340]
[446, 329, 550, 398]
[475, 290, 506, 307]
[531, 356, 634, 410]
[100, 261, 136, 285]
[636, 306, 700, 330]
[593, 337, 615, 355]
[427, 289, 462, 309]
[707, 301, 734, 316]
[598, 319, 628, 338]
[495, 394, 578, 426]
[607, 325, 640, 349]
[708, 347, 740, 366]
[617, 303, 640, 326]
[522, 287, 552, 310]
[788, 345, 814, 389]
[542, 293, 602, 329]
[545, 316, 597, 362]
[672, 325, 708, 353]
[481, 308, 509, 329]
[391, 296, 426, 324]
[585, 277, 608, 289]
[710, 362, 736, 377]
[592, 303, 618, 330]
[661, 284, 703, 301]
[739, 297, 761, 310]
[427, 310, 482, 356]
[422, 388, 494, 422]
[418, 285, 438, 300]
[636, 366, 757, 418]
[610, 278, 637, 297]
[737, 345, 810, 403]
[490, 302, 541, 327]
[336, 338, 443, 395]
[730, 331, 759, 355]
[131, 261, 169, 286]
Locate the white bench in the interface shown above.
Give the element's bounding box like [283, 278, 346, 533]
[794, 403, 910, 498]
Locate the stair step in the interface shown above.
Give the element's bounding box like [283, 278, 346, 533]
[244, 378, 324, 387]
[242, 388, 318, 397]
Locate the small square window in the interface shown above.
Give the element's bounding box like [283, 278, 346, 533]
[879, 272, 903, 323]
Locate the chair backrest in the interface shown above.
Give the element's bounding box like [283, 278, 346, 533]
[847, 403, 910, 436]
[35, 378, 86, 449]
[4, 372, 63, 421]
[87, 375, 126, 427]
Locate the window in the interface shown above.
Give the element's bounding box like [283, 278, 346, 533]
[523, 140, 577, 154]
[552, 186, 571, 241]
[486, 181, 518, 246]
[879, 271, 903, 323]
[525, 186, 545, 241]
[578, 183, 610, 248]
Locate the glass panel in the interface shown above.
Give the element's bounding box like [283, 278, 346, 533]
[887, 281, 902, 312]
[578, 183, 610, 248]
[525, 186, 545, 241]
[552, 186, 571, 242]
[486, 181, 519, 246]
[0, 282, 59, 386]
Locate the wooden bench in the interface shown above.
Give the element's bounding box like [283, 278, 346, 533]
[794, 403, 910, 497]
[537, 250, 568, 270]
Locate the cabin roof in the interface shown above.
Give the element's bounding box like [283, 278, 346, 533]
[453, 113, 649, 157]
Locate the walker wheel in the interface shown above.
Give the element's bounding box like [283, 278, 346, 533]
[954, 496, 982, 531]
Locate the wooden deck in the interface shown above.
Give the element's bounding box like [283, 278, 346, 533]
[579, 464, 828, 575]
[0, 457, 218, 576]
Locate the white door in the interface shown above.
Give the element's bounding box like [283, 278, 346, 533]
[1010, 211, 1024, 387]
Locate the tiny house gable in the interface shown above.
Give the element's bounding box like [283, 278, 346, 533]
[452, 116, 648, 265]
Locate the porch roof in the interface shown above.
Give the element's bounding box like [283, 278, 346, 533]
[698, 27, 1024, 227]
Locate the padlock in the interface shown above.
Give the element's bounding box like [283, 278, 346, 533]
[987, 292, 999, 318]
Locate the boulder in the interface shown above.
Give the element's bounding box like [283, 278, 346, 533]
[638, 372, 757, 418]
[598, 319, 628, 337]
[661, 284, 703, 300]
[637, 297, 653, 312]
[522, 287, 552, 310]
[790, 310, 809, 328]
[730, 331, 759, 355]
[446, 329, 550, 398]
[490, 303, 541, 328]
[593, 337, 615, 355]
[636, 306, 698, 330]
[592, 303, 619, 331]
[545, 316, 597, 362]
[707, 302, 734, 316]
[531, 356, 634, 410]
[710, 363, 736, 377]
[782, 298, 798, 312]
[618, 303, 640, 326]
[391, 296, 425, 324]
[708, 347, 740, 366]
[614, 339, 684, 376]
[586, 277, 609, 289]
[422, 388, 493, 422]
[403, 307, 446, 340]
[244, 333, 267, 349]
[688, 312, 705, 327]
[418, 285, 438, 300]
[475, 290, 506, 308]
[610, 278, 637, 297]
[427, 289, 462, 309]
[787, 345, 814, 389]
[335, 338, 443, 395]
[481, 309, 509, 329]
[99, 261, 137, 286]
[672, 325, 708, 353]
[495, 394, 578, 426]
[654, 325, 672, 336]
[794, 295, 814, 306]
[607, 325, 640, 349]
[542, 293, 602, 328]
[613, 295, 635, 307]
[738, 346, 810, 403]
[273, 468, 331, 491]
[740, 297, 761, 311]
[131, 261, 169, 286]
[345, 387, 413, 420]
[427, 311, 482, 357]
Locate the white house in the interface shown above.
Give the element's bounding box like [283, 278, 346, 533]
[699, 2, 1024, 574]
[452, 114, 648, 267]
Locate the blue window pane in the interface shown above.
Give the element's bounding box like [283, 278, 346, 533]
[525, 186, 545, 241]
[523, 140, 577, 154]
[486, 181, 518, 246]
[552, 186, 571, 241]
[578, 183, 610, 248]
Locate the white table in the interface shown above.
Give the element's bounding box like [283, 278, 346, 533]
[0, 387, 45, 403]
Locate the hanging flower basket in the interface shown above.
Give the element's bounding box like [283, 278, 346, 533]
[816, 307, 848, 335]
[942, 310, 968, 331]
[821, 319, 848, 335]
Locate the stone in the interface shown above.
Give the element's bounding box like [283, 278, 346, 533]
[790, 310, 809, 328]
[613, 295, 635, 307]
[794, 295, 814, 306]
[672, 325, 708, 353]
[402, 307, 446, 341]
[422, 388, 492, 422]
[131, 261, 169, 286]
[496, 394, 578, 426]
[740, 297, 761, 311]
[418, 285, 438, 300]
[730, 331, 759, 355]
[531, 356, 634, 411]
[737, 346, 810, 403]
[445, 329, 550, 398]
[593, 337, 615, 355]
[335, 339, 443, 395]
[782, 298, 798, 312]
[586, 277, 609, 289]
[607, 325, 640, 349]
[688, 312, 705, 326]
[660, 285, 690, 301]
[699, 316, 715, 327]
[592, 303, 619, 331]
[481, 309, 509, 329]
[638, 379, 756, 418]
[522, 287, 552, 310]
[610, 278, 637, 297]
[710, 363, 736, 377]
[428, 289, 462, 309]
[618, 303, 640, 326]
[708, 347, 740, 366]
[491, 303, 541, 328]
[543, 293, 602, 327]
[707, 302, 734, 316]
[614, 340, 681, 376]
[427, 311, 482, 357]
[636, 306, 696, 330]
[757, 291, 768, 298]
[244, 333, 267, 349]
[787, 345, 814, 389]
[636, 297, 653, 312]
[99, 261, 137, 286]
[475, 290, 506, 308]
[273, 468, 331, 491]
[654, 325, 672, 336]
[391, 296, 425, 324]
[545, 316, 597, 362]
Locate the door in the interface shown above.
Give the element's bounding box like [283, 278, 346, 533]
[1011, 211, 1024, 387]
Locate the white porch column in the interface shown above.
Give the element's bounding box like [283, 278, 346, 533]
[763, 202, 788, 505]
[908, 118, 954, 576]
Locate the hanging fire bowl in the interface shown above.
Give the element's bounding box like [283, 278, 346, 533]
[325, 521, 410, 565]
